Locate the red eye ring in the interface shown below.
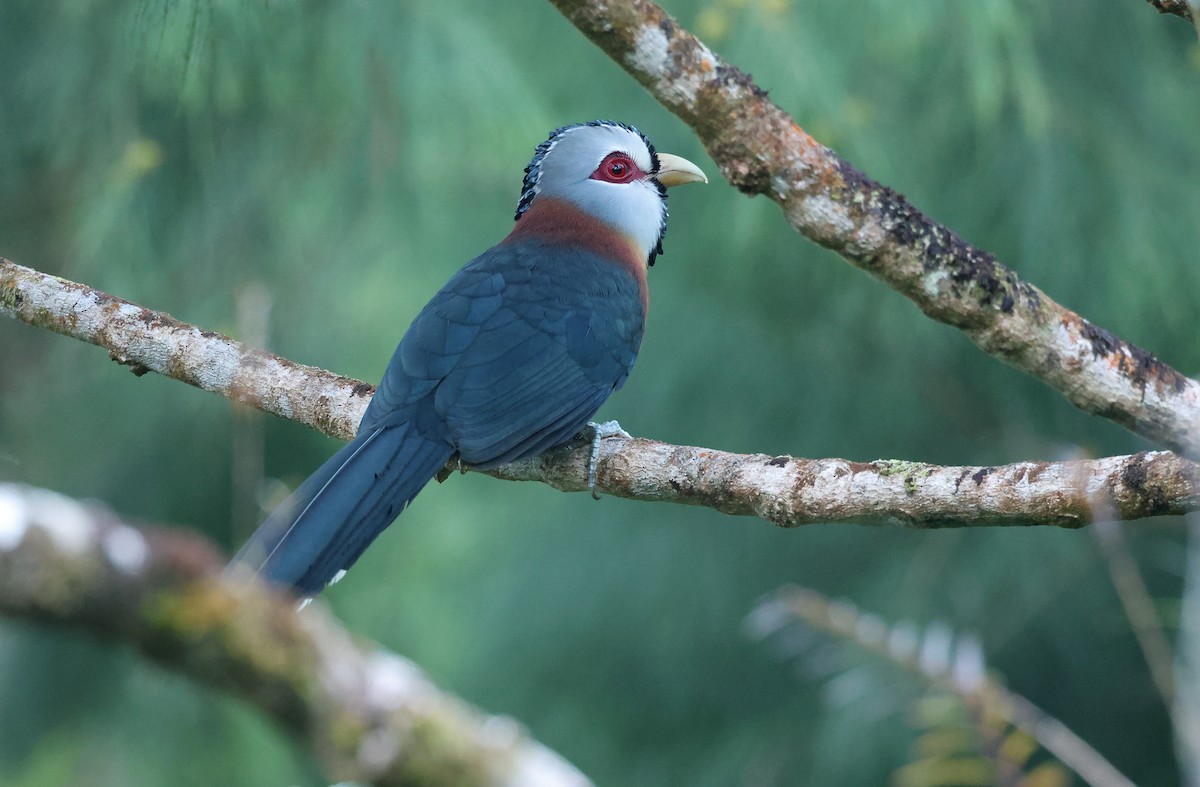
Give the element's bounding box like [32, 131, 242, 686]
[590, 152, 642, 184]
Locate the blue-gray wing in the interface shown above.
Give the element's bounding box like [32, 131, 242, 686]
[361, 241, 645, 467]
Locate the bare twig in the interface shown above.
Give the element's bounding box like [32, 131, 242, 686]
[1092, 521, 1177, 715]
[1177, 517, 1200, 783]
[0, 482, 591, 787]
[3, 257, 1199, 529]
[547, 0, 1200, 459]
[231, 281, 272, 542]
[751, 587, 1136, 787]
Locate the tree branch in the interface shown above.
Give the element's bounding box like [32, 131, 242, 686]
[498, 442, 1199, 528]
[0, 257, 371, 441]
[3, 257, 1198, 528]
[0, 482, 591, 787]
[547, 0, 1200, 460]
[1145, 0, 1194, 22]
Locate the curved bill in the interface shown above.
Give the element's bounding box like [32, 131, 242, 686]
[655, 153, 708, 187]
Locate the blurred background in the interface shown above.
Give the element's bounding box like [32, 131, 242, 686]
[1, 0, 1198, 784]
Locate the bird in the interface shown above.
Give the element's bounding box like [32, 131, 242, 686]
[231, 120, 707, 596]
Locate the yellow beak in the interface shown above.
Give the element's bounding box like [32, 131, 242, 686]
[655, 153, 708, 188]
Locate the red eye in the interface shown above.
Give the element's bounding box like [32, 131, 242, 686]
[590, 152, 642, 184]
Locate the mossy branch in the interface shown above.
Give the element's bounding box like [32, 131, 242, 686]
[0, 482, 591, 787]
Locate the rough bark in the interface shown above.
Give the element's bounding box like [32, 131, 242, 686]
[546, 0, 1200, 460]
[3, 257, 1198, 528]
[0, 482, 591, 787]
[500, 442, 1199, 529]
[0, 257, 370, 440]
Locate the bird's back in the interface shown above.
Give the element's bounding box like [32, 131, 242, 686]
[365, 237, 647, 467]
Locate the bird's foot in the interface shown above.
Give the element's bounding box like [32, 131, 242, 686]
[435, 454, 465, 483]
[586, 420, 631, 500]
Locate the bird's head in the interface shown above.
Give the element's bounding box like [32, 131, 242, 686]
[515, 120, 707, 266]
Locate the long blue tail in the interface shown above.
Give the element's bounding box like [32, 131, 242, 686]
[233, 423, 454, 595]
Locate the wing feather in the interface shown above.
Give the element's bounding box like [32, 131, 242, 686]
[366, 242, 643, 465]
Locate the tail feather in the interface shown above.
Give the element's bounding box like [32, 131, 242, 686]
[233, 422, 454, 595]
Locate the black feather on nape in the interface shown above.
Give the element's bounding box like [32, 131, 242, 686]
[514, 120, 658, 222]
[649, 238, 664, 267]
[650, 178, 668, 266]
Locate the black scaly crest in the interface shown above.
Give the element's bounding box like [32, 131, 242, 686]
[515, 120, 668, 266]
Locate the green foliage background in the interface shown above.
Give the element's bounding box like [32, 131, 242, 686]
[1, 1, 1197, 784]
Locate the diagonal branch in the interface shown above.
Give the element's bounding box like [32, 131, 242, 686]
[547, 0, 1200, 460]
[0, 257, 371, 441]
[0, 482, 591, 787]
[3, 257, 1198, 527]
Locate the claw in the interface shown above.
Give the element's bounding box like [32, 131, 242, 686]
[586, 420, 630, 499]
[435, 453, 462, 483]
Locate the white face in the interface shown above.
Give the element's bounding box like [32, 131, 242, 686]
[528, 123, 667, 262]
